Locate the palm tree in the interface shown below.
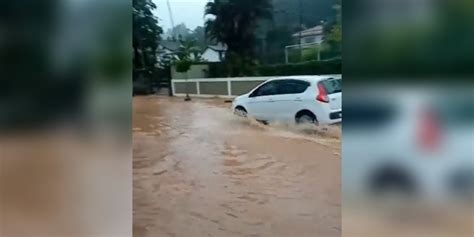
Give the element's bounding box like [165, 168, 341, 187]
[205, 0, 272, 75]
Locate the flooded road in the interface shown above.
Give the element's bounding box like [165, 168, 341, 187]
[133, 96, 341, 237]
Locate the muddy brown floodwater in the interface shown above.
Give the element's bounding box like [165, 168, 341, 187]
[133, 96, 341, 237]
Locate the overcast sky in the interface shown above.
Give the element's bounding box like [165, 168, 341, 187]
[153, 0, 209, 31]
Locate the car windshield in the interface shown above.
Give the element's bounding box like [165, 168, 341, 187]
[320, 78, 341, 94]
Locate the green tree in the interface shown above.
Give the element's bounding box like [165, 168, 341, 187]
[271, 0, 334, 37]
[165, 23, 191, 40]
[323, 0, 341, 56]
[205, 0, 273, 76]
[264, 26, 293, 64]
[133, 0, 162, 83]
[186, 26, 208, 50]
[173, 40, 201, 100]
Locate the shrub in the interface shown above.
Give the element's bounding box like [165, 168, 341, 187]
[256, 59, 341, 76]
[205, 59, 341, 78]
[208, 62, 229, 78]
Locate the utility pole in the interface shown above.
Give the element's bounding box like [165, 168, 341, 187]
[166, 0, 176, 37]
[166, 0, 181, 98]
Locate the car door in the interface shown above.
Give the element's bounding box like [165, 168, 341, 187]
[272, 79, 311, 121]
[246, 80, 280, 120]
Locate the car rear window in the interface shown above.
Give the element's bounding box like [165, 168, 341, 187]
[278, 80, 310, 94]
[319, 78, 341, 94]
[436, 97, 474, 126]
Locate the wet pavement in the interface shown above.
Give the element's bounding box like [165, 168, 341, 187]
[133, 96, 341, 237]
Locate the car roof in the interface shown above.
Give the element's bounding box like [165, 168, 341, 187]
[267, 75, 341, 82]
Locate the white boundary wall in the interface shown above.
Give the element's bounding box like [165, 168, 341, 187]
[171, 75, 342, 98]
[171, 77, 274, 98]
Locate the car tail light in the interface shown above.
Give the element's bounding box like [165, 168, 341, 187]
[418, 109, 440, 152]
[316, 82, 329, 103]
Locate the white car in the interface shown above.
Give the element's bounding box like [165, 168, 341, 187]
[343, 87, 474, 203]
[232, 75, 342, 124]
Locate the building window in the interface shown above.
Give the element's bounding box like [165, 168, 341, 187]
[303, 36, 316, 44]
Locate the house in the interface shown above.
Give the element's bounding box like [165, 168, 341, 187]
[284, 25, 325, 63]
[170, 43, 227, 79]
[159, 41, 227, 64]
[292, 25, 324, 45]
[161, 41, 228, 79]
[157, 40, 180, 64]
[160, 40, 180, 53]
[201, 43, 227, 62]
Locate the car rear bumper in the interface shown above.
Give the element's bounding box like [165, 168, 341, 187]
[330, 111, 342, 120]
[327, 110, 342, 124]
[306, 104, 341, 124]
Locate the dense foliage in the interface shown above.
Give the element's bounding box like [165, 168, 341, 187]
[205, 0, 273, 76]
[207, 59, 341, 77]
[174, 40, 202, 73]
[133, 0, 162, 79]
[257, 59, 341, 76]
[272, 0, 334, 29]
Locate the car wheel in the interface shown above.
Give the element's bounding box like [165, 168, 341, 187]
[296, 112, 317, 124]
[234, 107, 247, 117]
[368, 165, 417, 197]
